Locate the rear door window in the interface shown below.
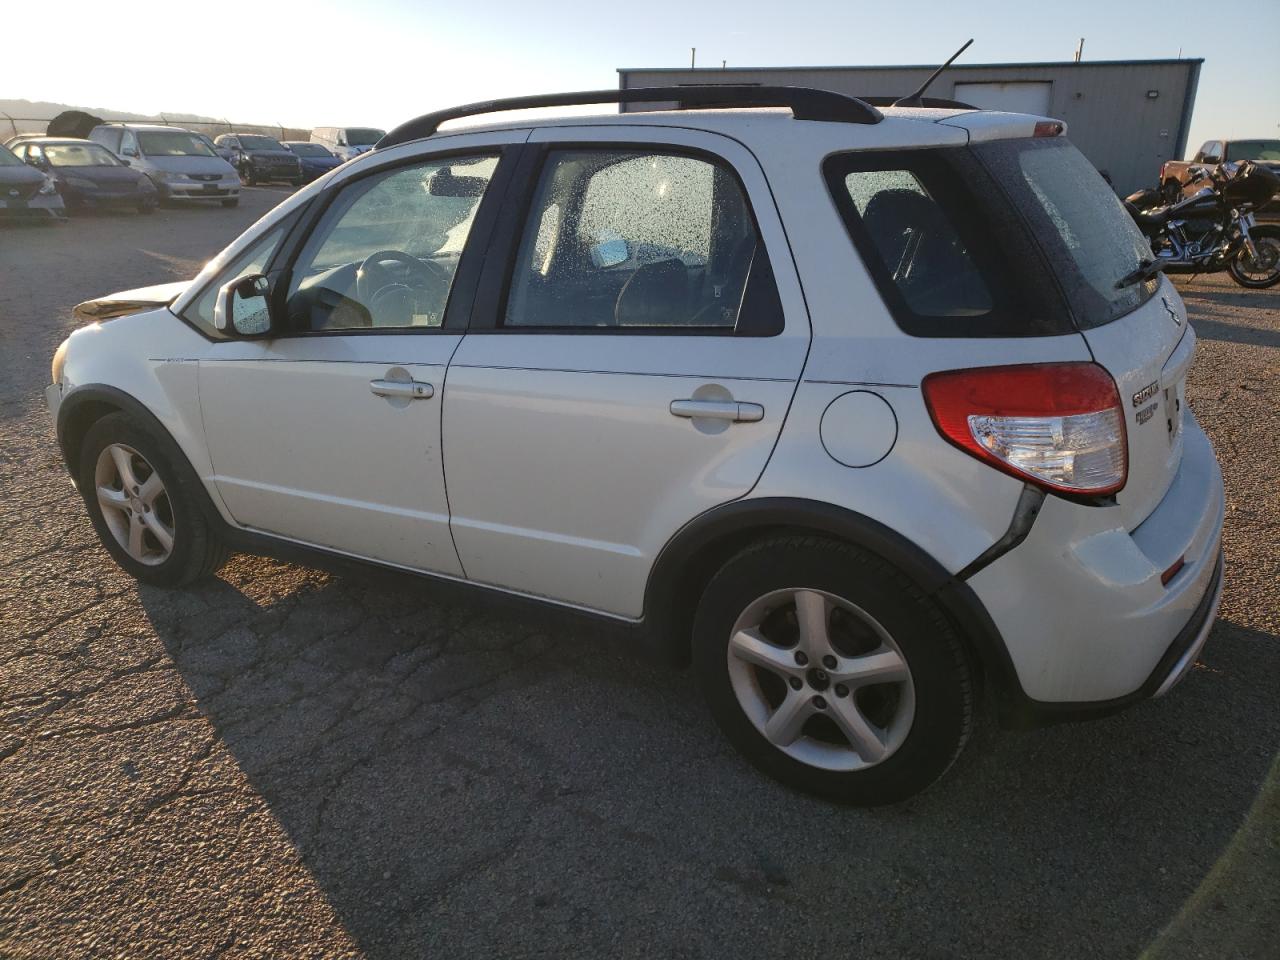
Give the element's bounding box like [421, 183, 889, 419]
[503, 149, 781, 334]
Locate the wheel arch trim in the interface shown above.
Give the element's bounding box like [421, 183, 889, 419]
[643, 496, 1027, 715]
[55, 383, 228, 525]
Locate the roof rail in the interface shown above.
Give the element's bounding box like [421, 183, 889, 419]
[377, 86, 883, 148]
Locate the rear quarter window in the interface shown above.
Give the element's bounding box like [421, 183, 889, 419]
[824, 149, 1074, 338]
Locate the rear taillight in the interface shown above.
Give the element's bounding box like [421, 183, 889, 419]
[922, 363, 1127, 495]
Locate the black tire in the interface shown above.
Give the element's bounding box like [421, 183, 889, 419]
[693, 536, 973, 805]
[77, 413, 226, 587]
[221, 198, 239, 208]
[1227, 228, 1280, 289]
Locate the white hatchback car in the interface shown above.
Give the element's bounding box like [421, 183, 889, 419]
[46, 87, 1225, 804]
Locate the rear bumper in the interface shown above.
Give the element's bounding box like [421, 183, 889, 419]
[969, 414, 1225, 720]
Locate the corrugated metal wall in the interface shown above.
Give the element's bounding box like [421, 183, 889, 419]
[619, 60, 1201, 195]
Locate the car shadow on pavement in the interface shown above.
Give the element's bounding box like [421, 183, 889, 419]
[136, 560, 1280, 958]
[1190, 316, 1280, 350]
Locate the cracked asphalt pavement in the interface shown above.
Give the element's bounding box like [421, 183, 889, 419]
[1, 189, 1277, 959]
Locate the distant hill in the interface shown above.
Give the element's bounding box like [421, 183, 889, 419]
[0, 99, 307, 141]
[0, 98, 227, 124]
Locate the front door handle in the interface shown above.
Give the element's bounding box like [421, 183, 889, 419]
[370, 378, 434, 400]
[669, 399, 764, 423]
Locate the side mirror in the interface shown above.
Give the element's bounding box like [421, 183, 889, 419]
[214, 274, 275, 337]
[1203, 155, 1221, 165]
[119, 157, 131, 166]
[427, 169, 488, 198]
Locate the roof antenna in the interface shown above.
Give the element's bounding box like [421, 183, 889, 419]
[893, 39, 974, 107]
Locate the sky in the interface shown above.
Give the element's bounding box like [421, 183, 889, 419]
[4, 0, 1278, 160]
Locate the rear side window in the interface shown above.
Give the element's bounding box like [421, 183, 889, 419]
[825, 150, 1073, 338]
[839, 168, 993, 318]
[971, 138, 1157, 328]
[504, 149, 782, 335]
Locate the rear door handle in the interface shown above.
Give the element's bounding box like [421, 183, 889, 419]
[669, 399, 764, 423]
[370, 378, 434, 400]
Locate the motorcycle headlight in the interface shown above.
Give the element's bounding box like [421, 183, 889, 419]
[37, 176, 57, 195]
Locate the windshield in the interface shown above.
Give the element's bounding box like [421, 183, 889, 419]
[286, 143, 332, 157]
[44, 143, 122, 168]
[137, 132, 216, 157]
[345, 128, 384, 146]
[239, 135, 285, 151]
[0, 145, 21, 167]
[1225, 140, 1280, 162]
[973, 137, 1157, 329]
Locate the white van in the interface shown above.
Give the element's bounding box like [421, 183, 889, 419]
[309, 127, 386, 162]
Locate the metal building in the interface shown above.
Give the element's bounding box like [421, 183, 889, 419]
[618, 59, 1202, 194]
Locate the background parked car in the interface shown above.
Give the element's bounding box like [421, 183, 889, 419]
[193, 132, 236, 164]
[89, 124, 240, 207]
[0, 142, 65, 221]
[10, 138, 157, 215]
[215, 133, 302, 186]
[309, 126, 385, 162]
[3, 133, 47, 151]
[281, 141, 343, 181]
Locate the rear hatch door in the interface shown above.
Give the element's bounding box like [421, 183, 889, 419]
[1077, 285, 1191, 524]
[967, 131, 1188, 527]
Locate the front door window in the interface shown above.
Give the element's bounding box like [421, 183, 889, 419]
[285, 155, 498, 331]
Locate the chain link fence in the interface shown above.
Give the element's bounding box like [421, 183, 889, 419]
[1, 113, 310, 143]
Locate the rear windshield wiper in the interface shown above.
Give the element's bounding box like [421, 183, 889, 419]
[1115, 259, 1163, 289]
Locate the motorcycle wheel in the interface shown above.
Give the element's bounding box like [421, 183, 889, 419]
[1228, 228, 1280, 289]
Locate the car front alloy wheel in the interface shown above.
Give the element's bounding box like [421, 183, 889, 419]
[94, 443, 175, 566]
[78, 413, 226, 586]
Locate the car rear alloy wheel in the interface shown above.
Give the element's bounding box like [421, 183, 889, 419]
[694, 536, 973, 805]
[726, 588, 915, 771]
[94, 443, 175, 566]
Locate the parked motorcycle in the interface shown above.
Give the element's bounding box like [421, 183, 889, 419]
[1124, 160, 1280, 289]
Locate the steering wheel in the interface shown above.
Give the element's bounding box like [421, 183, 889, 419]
[355, 250, 450, 325]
